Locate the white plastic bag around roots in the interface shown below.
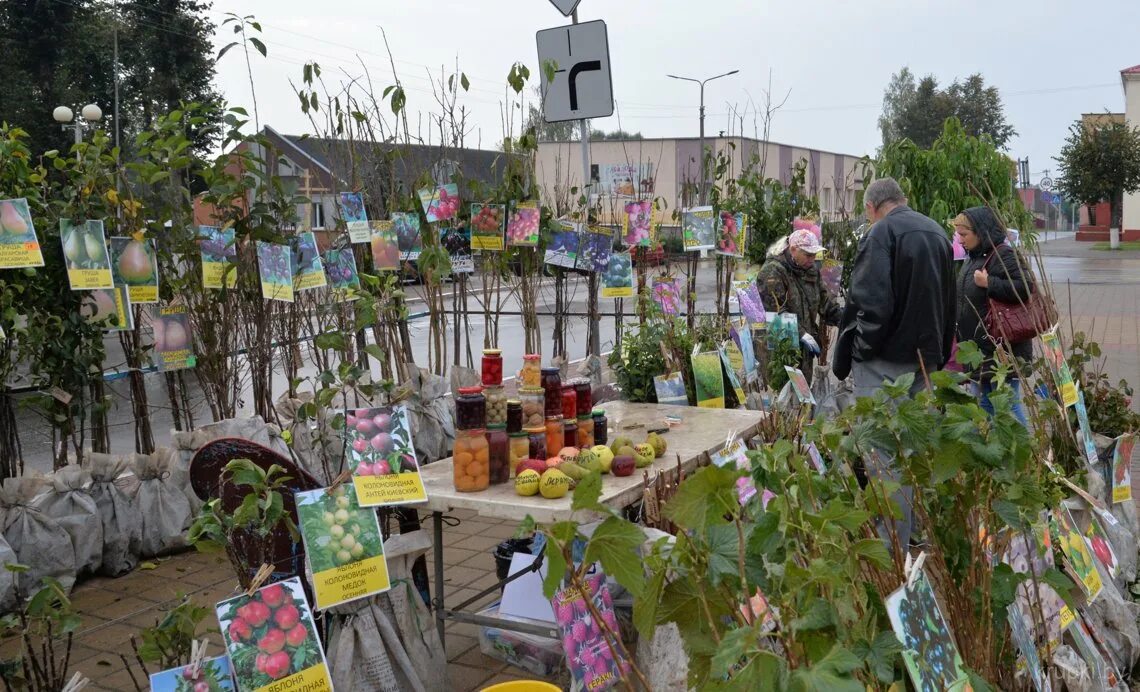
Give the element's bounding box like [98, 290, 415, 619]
[134, 454, 192, 558]
[0, 477, 76, 598]
[0, 534, 17, 612]
[325, 530, 446, 692]
[85, 453, 143, 576]
[35, 465, 103, 576]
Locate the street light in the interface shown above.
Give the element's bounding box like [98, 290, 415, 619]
[54, 103, 102, 159]
[667, 69, 739, 204]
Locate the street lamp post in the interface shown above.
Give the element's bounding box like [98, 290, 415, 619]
[667, 70, 738, 204]
[53, 104, 103, 160]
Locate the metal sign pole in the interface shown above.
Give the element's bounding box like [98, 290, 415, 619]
[571, 8, 599, 356]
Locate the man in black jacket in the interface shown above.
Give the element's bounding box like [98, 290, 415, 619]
[832, 177, 955, 551]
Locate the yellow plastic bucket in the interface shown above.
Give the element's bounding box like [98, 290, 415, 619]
[480, 681, 561, 692]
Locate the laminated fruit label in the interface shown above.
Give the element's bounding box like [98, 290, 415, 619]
[337, 191, 371, 243]
[216, 578, 333, 692]
[418, 183, 460, 223]
[199, 225, 237, 289]
[60, 218, 114, 290]
[551, 568, 631, 691]
[715, 210, 747, 258]
[369, 220, 400, 271]
[1040, 328, 1077, 407]
[295, 484, 391, 610]
[600, 251, 633, 298]
[621, 199, 652, 247]
[255, 241, 294, 303]
[290, 232, 327, 292]
[506, 201, 540, 247]
[153, 305, 195, 372]
[681, 206, 715, 251]
[148, 655, 235, 692]
[0, 198, 45, 269]
[393, 212, 423, 260]
[470, 203, 506, 251]
[109, 236, 159, 303]
[1111, 433, 1135, 504]
[322, 247, 361, 302]
[81, 286, 132, 332]
[342, 405, 428, 507]
[885, 566, 972, 692]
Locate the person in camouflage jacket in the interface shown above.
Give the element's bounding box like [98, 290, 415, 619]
[756, 228, 843, 382]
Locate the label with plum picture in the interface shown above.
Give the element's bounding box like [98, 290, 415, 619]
[342, 405, 428, 507]
[337, 191, 370, 243]
[216, 578, 332, 692]
[199, 225, 237, 289]
[295, 484, 391, 610]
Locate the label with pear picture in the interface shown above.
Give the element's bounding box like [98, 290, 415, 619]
[109, 236, 159, 303]
[60, 219, 114, 290]
[0, 198, 45, 269]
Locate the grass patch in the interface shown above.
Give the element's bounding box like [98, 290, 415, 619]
[1091, 241, 1140, 251]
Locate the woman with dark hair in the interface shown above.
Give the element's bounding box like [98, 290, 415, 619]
[952, 206, 1034, 424]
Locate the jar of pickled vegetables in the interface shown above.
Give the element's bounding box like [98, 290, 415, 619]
[485, 384, 507, 426]
[576, 415, 594, 448]
[509, 432, 529, 478]
[592, 408, 608, 447]
[486, 425, 510, 485]
[541, 367, 562, 417]
[526, 425, 547, 461]
[573, 379, 592, 417]
[455, 386, 485, 431]
[519, 387, 546, 428]
[506, 400, 523, 434]
[560, 385, 577, 421]
[545, 417, 563, 456]
[562, 419, 578, 451]
[482, 348, 503, 386]
[453, 428, 489, 492]
[520, 354, 542, 387]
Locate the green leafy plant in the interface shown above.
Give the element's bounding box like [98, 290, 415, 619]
[0, 567, 82, 692]
[1065, 331, 1139, 437]
[764, 334, 800, 392]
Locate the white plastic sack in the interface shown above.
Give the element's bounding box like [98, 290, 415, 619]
[134, 453, 192, 558]
[0, 477, 76, 598]
[0, 532, 17, 612]
[86, 453, 143, 576]
[36, 465, 103, 576]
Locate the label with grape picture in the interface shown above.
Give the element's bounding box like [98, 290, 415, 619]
[886, 566, 972, 692]
[337, 191, 370, 244]
[470, 203, 505, 251]
[216, 578, 332, 692]
[342, 406, 428, 507]
[199, 225, 237, 289]
[149, 654, 234, 692]
[295, 485, 391, 610]
[255, 241, 294, 303]
[322, 247, 360, 302]
[291, 232, 327, 292]
[506, 201, 540, 247]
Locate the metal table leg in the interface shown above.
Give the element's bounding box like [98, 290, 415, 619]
[432, 510, 446, 652]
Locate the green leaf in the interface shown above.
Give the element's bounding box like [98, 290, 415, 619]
[747, 511, 783, 558]
[364, 344, 386, 362]
[664, 464, 739, 532]
[390, 87, 406, 115]
[703, 524, 743, 587]
[541, 545, 567, 599]
[633, 564, 666, 637]
[789, 598, 834, 634]
[852, 631, 904, 684]
[852, 538, 892, 569]
[232, 493, 260, 528]
[460, 73, 470, 91]
[931, 440, 968, 483]
[788, 644, 864, 692]
[570, 471, 604, 513]
[217, 41, 239, 60]
[584, 516, 646, 597]
[710, 622, 759, 678]
[226, 458, 264, 487]
[313, 331, 347, 352]
[249, 37, 267, 57]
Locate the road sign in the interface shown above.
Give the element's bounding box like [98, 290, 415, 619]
[1045, 192, 1062, 205]
[536, 20, 614, 123]
[547, 0, 582, 16]
[1040, 177, 1053, 191]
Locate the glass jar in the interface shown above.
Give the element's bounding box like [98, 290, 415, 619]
[482, 348, 503, 386]
[541, 367, 562, 417]
[576, 415, 594, 449]
[526, 425, 547, 461]
[519, 387, 546, 429]
[572, 379, 593, 417]
[455, 386, 485, 431]
[506, 400, 523, 434]
[520, 354, 542, 388]
[486, 425, 510, 485]
[562, 419, 578, 451]
[592, 408, 608, 447]
[560, 385, 577, 421]
[545, 417, 564, 457]
[453, 428, 489, 492]
[485, 384, 507, 426]
[509, 432, 529, 478]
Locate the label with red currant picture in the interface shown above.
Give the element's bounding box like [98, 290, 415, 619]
[715, 210, 747, 258]
[295, 484, 391, 610]
[342, 405, 428, 507]
[148, 654, 234, 692]
[216, 578, 332, 692]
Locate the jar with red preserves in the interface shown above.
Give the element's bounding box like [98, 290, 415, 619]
[485, 425, 510, 485]
[506, 399, 523, 434]
[560, 385, 577, 421]
[571, 379, 592, 417]
[455, 386, 485, 431]
[525, 425, 547, 461]
[453, 429, 489, 492]
[481, 348, 503, 386]
[541, 367, 562, 417]
[562, 419, 578, 451]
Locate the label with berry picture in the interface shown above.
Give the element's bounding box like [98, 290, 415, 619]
[216, 578, 332, 692]
[715, 210, 747, 258]
[1111, 433, 1135, 504]
[620, 199, 652, 248]
[290, 232, 327, 292]
[337, 191, 370, 243]
[1083, 512, 1118, 578]
[735, 283, 766, 325]
[148, 654, 235, 692]
[551, 568, 631, 691]
[681, 206, 715, 251]
[506, 201, 540, 247]
[469, 203, 506, 251]
[1040, 327, 1077, 407]
[885, 566, 972, 692]
[600, 251, 633, 298]
[418, 184, 460, 223]
[322, 247, 360, 302]
[199, 225, 237, 289]
[255, 241, 294, 303]
[392, 212, 423, 261]
[295, 485, 391, 610]
[341, 405, 428, 507]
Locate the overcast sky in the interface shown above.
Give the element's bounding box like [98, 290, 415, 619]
[210, 0, 1140, 185]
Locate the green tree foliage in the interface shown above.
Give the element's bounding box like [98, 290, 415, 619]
[0, 0, 221, 156]
[589, 129, 644, 141]
[525, 85, 577, 142]
[876, 118, 1031, 236]
[1054, 117, 1140, 228]
[879, 70, 1016, 150]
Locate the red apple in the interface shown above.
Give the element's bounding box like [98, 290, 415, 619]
[263, 650, 291, 679]
[273, 604, 300, 630]
[260, 584, 286, 607]
[285, 623, 307, 647]
[516, 458, 548, 477]
[258, 628, 286, 654]
[228, 617, 252, 642]
[612, 455, 635, 477]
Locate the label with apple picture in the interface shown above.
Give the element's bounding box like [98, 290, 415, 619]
[341, 406, 428, 507]
[295, 484, 391, 610]
[215, 578, 332, 692]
